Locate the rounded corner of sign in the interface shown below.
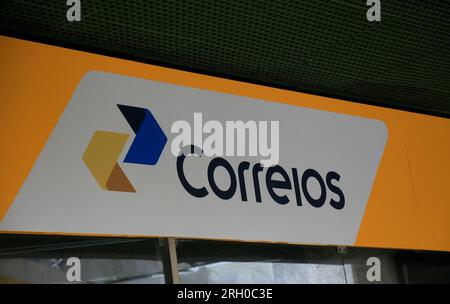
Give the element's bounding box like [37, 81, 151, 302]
[79, 70, 105, 83]
[368, 118, 389, 144]
[377, 119, 389, 141]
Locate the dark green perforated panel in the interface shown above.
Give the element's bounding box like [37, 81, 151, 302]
[0, 1, 449, 116]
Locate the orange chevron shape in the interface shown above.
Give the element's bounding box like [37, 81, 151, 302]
[82, 131, 135, 192]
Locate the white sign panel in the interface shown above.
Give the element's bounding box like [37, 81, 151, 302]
[0, 71, 387, 245]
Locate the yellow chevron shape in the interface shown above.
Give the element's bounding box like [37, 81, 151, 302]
[82, 131, 135, 192]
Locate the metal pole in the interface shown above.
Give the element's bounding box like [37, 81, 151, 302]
[167, 237, 180, 284]
[160, 237, 180, 284]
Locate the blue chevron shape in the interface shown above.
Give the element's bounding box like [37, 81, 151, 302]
[117, 104, 167, 166]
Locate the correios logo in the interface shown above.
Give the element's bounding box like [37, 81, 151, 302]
[82, 104, 167, 192]
[83, 104, 345, 211]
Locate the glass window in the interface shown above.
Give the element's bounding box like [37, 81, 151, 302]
[176, 239, 450, 284]
[177, 240, 347, 284]
[0, 235, 165, 284]
[2, 235, 450, 284]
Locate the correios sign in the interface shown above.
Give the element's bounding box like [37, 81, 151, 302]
[2, 37, 450, 251]
[0, 71, 387, 246]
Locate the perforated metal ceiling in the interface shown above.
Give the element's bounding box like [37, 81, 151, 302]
[1, 0, 449, 117]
